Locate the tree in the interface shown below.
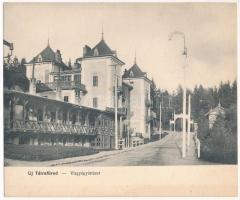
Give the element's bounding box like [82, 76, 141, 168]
[4, 57, 29, 91]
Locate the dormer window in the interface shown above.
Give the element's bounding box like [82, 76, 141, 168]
[93, 48, 99, 56]
[130, 71, 134, 77]
[38, 55, 42, 62]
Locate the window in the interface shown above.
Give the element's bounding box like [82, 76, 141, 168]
[130, 70, 134, 77]
[45, 70, 49, 83]
[94, 48, 99, 56]
[54, 76, 59, 82]
[74, 74, 81, 82]
[93, 76, 98, 87]
[64, 96, 69, 102]
[64, 75, 71, 82]
[93, 97, 98, 108]
[75, 90, 80, 97]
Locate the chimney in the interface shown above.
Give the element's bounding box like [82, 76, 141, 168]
[29, 57, 36, 95]
[83, 45, 91, 57]
[55, 50, 62, 63]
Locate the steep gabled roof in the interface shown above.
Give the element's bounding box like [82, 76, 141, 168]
[205, 103, 225, 116]
[28, 44, 68, 69]
[79, 38, 125, 65]
[122, 63, 147, 78]
[29, 45, 56, 63]
[84, 39, 115, 57]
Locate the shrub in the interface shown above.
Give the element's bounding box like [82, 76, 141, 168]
[199, 114, 237, 164]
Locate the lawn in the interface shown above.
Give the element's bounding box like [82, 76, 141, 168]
[4, 144, 99, 161]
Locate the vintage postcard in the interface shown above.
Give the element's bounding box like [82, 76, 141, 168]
[3, 2, 238, 197]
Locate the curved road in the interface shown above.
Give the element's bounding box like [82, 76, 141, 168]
[67, 132, 215, 166]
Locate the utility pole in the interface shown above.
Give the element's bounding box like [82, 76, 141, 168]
[182, 60, 187, 158]
[127, 126, 130, 148]
[114, 65, 118, 150]
[187, 94, 191, 147]
[169, 31, 188, 158]
[159, 100, 162, 139]
[173, 109, 175, 132]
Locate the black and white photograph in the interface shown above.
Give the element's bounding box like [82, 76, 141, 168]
[2, 2, 238, 197]
[3, 3, 237, 167]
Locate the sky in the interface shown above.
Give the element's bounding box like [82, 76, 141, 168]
[4, 3, 237, 92]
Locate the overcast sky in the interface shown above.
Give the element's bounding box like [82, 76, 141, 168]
[4, 3, 237, 92]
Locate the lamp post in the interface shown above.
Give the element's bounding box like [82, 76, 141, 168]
[159, 100, 162, 139]
[187, 94, 191, 147]
[169, 31, 188, 158]
[114, 65, 118, 150]
[110, 64, 119, 150]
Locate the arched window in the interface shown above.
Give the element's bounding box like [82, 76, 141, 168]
[130, 70, 134, 77]
[93, 48, 99, 56]
[38, 55, 42, 62]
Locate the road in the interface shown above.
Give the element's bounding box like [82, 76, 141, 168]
[64, 132, 215, 166]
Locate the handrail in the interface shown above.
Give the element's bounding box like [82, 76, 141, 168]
[10, 119, 114, 136]
[37, 81, 86, 92]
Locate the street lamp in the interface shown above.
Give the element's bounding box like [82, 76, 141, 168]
[114, 65, 118, 150]
[110, 64, 119, 150]
[159, 98, 162, 139]
[169, 31, 188, 158]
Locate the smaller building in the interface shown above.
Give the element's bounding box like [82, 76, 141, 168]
[122, 60, 152, 141]
[205, 102, 225, 129]
[25, 43, 87, 104]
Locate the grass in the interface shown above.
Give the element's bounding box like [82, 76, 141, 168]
[4, 144, 99, 161]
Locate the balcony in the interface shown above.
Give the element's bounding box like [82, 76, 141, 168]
[105, 107, 127, 115]
[36, 81, 86, 92]
[9, 120, 114, 136]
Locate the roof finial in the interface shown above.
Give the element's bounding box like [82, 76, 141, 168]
[101, 24, 104, 40]
[47, 28, 50, 47]
[134, 49, 137, 64]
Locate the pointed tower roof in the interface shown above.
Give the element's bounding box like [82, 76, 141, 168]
[30, 45, 56, 63]
[79, 37, 125, 65]
[28, 44, 68, 68]
[84, 39, 115, 57]
[122, 63, 147, 78]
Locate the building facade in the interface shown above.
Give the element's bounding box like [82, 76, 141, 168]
[4, 41, 126, 150]
[205, 102, 225, 129]
[123, 61, 152, 141]
[4, 37, 157, 151]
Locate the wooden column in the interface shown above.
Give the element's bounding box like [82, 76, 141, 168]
[10, 97, 20, 144]
[42, 105, 46, 121]
[23, 100, 29, 123]
[56, 107, 59, 123]
[66, 109, 70, 125]
[76, 111, 80, 125]
[10, 97, 19, 128]
[33, 137, 39, 145]
[13, 136, 20, 145]
[84, 112, 89, 126]
[120, 116, 123, 139]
